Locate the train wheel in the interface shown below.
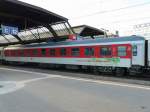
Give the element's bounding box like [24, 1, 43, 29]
[115, 68, 126, 76]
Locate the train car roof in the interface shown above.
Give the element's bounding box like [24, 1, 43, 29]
[6, 36, 145, 48]
[27, 36, 145, 47]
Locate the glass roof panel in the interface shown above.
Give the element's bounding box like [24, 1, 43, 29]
[18, 27, 53, 40]
[18, 30, 36, 41]
[4, 35, 19, 42]
[51, 23, 70, 36]
[37, 27, 53, 39]
[0, 35, 9, 43]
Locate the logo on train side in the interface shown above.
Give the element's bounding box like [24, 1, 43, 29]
[78, 57, 121, 63]
[93, 57, 120, 63]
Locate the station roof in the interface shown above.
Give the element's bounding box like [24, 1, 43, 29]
[0, 0, 73, 46]
[72, 25, 105, 37]
[0, 0, 68, 29]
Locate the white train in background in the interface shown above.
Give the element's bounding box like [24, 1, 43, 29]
[0, 35, 150, 76]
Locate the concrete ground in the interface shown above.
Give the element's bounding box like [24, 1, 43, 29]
[0, 66, 150, 112]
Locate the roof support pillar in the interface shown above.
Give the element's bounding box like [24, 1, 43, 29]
[29, 30, 40, 39]
[1, 35, 11, 43]
[44, 25, 58, 38]
[13, 35, 24, 43]
[67, 21, 75, 34]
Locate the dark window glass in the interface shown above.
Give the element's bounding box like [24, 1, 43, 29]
[41, 49, 46, 56]
[49, 49, 55, 56]
[7, 51, 10, 56]
[0, 51, 1, 56]
[9, 51, 11, 56]
[13, 50, 15, 56]
[17, 50, 20, 56]
[5, 51, 8, 56]
[10, 51, 13, 56]
[117, 46, 127, 56]
[33, 49, 38, 56]
[85, 48, 94, 56]
[20, 50, 24, 56]
[11, 51, 13, 56]
[132, 45, 137, 56]
[60, 48, 66, 56]
[12, 50, 15, 56]
[9, 50, 12, 56]
[71, 48, 80, 56]
[100, 47, 112, 56]
[26, 50, 30, 56]
[14, 50, 17, 56]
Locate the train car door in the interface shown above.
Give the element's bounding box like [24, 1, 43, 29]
[132, 43, 145, 66]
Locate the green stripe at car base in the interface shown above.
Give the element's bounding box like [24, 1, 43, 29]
[92, 57, 121, 63]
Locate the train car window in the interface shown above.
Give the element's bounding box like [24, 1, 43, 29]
[15, 50, 18, 56]
[10, 51, 12, 56]
[9, 50, 11, 56]
[13, 50, 16, 56]
[17, 50, 20, 56]
[117, 46, 127, 56]
[60, 48, 66, 56]
[0, 51, 2, 56]
[49, 49, 55, 56]
[7, 51, 10, 56]
[71, 48, 80, 56]
[11, 50, 14, 56]
[26, 50, 30, 56]
[9, 51, 12, 56]
[12, 50, 15, 56]
[132, 45, 137, 56]
[85, 47, 94, 56]
[4, 51, 8, 56]
[33, 49, 38, 56]
[41, 49, 46, 56]
[100, 47, 112, 56]
[20, 50, 24, 56]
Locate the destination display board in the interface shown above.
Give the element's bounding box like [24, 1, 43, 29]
[0, 25, 19, 35]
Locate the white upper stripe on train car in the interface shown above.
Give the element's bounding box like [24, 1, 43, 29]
[5, 40, 144, 50]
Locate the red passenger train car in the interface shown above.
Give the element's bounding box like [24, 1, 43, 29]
[0, 36, 148, 75]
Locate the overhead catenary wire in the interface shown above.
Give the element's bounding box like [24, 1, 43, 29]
[95, 16, 150, 26]
[70, 1, 150, 20]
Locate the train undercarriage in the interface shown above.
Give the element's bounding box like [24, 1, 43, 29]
[1, 60, 149, 76]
